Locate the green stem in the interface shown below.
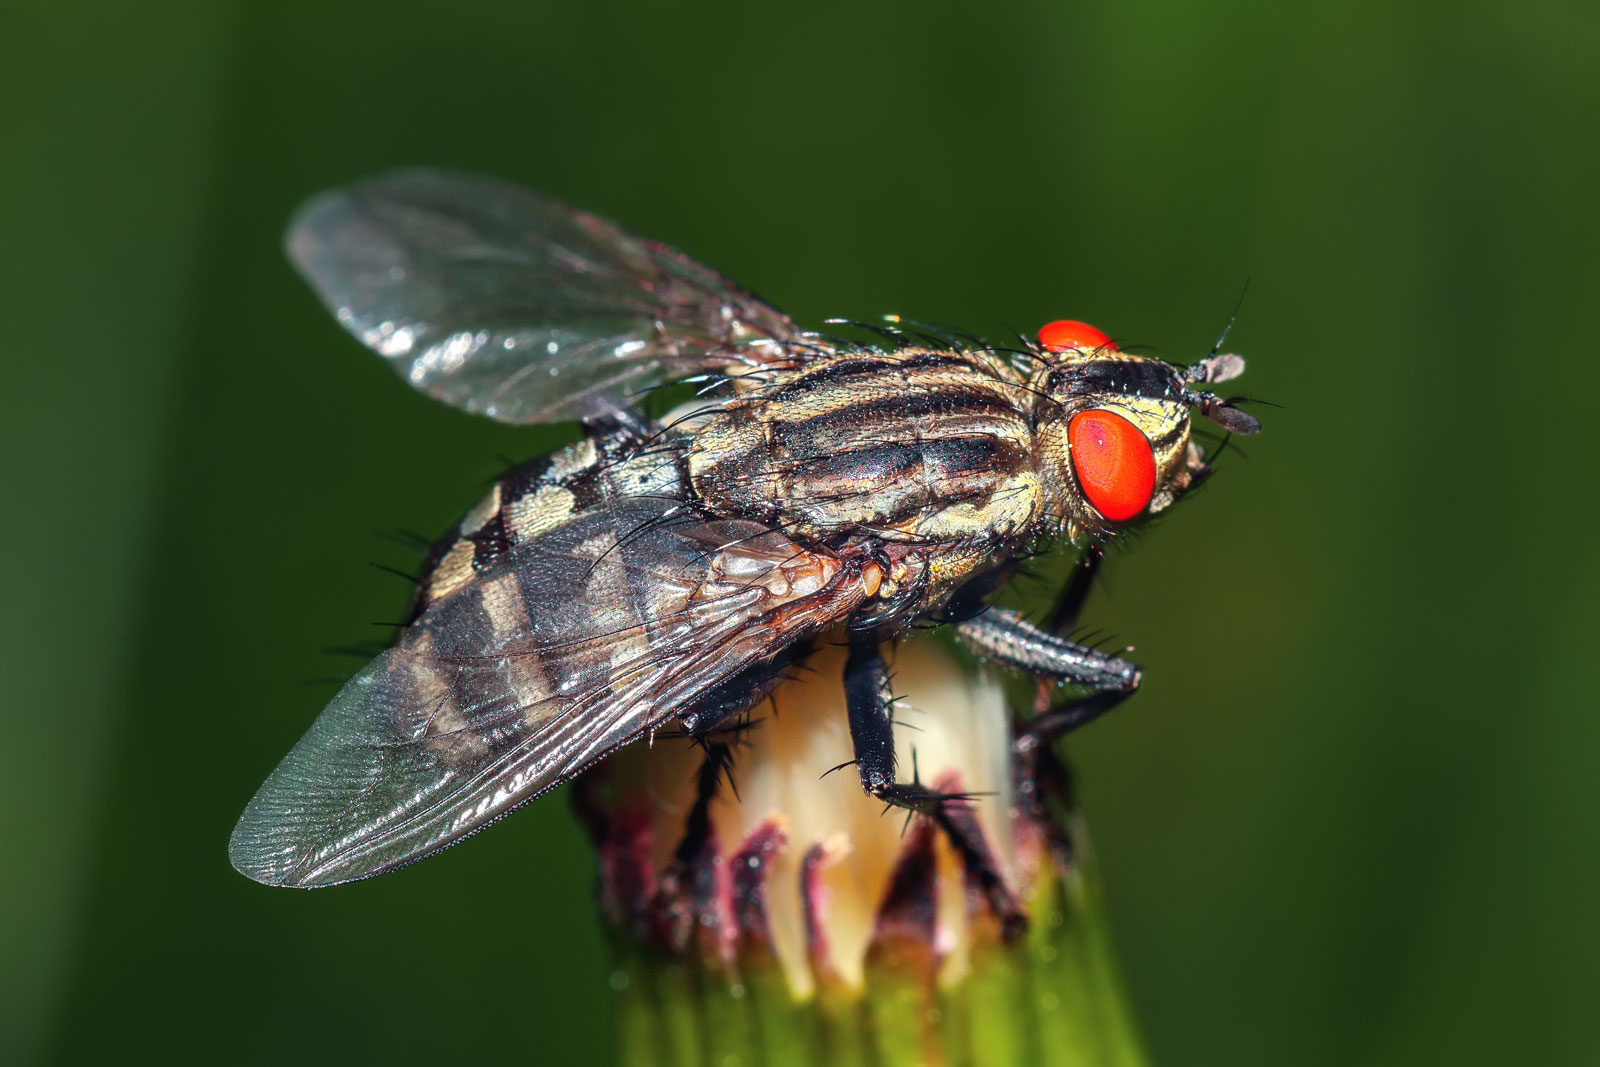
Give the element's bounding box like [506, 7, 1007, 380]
[612, 838, 1146, 1067]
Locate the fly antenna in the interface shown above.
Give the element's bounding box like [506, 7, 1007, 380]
[1184, 279, 1252, 386]
[1212, 277, 1250, 356]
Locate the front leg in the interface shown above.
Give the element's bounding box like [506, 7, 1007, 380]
[954, 606, 1141, 697]
[954, 599, 1141, 753]
[978, 555, 1142, 869]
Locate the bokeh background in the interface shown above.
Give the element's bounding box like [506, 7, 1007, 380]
[6, 1, 1597, 1063]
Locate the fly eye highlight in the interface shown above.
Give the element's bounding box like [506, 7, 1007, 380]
[1067, 409, 1156, 521]
[1038, 320, 1117, 354]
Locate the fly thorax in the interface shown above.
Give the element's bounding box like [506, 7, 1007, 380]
[687, 347, 1046, 545]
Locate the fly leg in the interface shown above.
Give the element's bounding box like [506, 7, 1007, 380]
[843, 626, 1027, 937]
[952, 546, 1141, 742]
[647, 739, 738, 953]
[953, 555, 1142, 865]
[952, 605, 1141, 697]
[1017, 552, 1143, 742]
[675, 740, 736, 868]
[843, 626, 923, 804]
[647, 651, 805, 954]
[676, 643, 807, 738]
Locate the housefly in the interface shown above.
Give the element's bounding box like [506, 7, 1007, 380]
[230, 169, 1260, 888]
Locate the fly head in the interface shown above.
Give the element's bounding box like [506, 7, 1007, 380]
[1027, 320, 1261, 541]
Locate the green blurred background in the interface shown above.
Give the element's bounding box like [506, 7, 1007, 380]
[5, 0, 1597, 1063]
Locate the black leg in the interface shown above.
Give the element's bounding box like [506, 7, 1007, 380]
[646, 739, 737, 952]
[1015, 687, 1139, 754]
[676, 643, 806, 738]
[671, 740, 734, 866]
[844, 627, 897, 795]
[844, 629, 985, 812]
[843, 626, 1024, 937]
[1003, 647, 1139, 861]
[1002, 553, 1142, 868]
[1045, 549, 1102, 635]
[927, 787, 1028, 941]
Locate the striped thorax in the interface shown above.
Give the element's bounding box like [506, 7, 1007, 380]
[682, 336, 1228, 617]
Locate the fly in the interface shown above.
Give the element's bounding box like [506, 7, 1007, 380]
[229, 169, 1261, 888]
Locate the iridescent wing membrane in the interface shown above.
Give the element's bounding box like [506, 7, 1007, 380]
[231, 498, 868, 887]
[288, 168, 799, 423]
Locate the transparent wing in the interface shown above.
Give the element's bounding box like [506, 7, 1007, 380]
[287, 168, 800, 423]
[230, 498, 866, 887]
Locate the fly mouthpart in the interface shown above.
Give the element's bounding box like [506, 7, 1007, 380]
[1185, 388, 1263, 435]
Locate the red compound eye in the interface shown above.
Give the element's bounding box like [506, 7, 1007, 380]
[1038, 320, 1117, 353]
[1068, 409, 1156, 521]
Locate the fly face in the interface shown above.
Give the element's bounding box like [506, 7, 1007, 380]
[1028, 319, 1260, 536]
[231, 170, 1263, 889]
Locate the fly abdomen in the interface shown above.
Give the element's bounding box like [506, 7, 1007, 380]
[413, 428, 690, 616]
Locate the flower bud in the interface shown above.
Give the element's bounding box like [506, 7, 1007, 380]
[575, 639, 1144, 1065]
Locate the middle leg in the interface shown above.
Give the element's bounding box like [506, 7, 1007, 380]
[843, 625, 1026, 935]
[843, 627, 979, 812]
